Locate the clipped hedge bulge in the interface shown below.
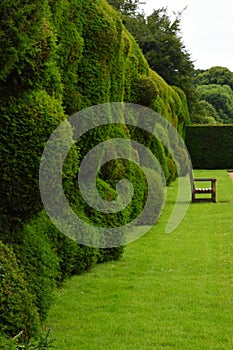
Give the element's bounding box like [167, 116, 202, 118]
[0, 241, 40, 341]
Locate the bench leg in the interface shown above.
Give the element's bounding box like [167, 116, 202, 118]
[192, 191, 195, 203]
[212, 183, 216, 202]
[212, 191, 216, 203]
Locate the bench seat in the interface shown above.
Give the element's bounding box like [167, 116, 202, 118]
[190, 175, 217, 203]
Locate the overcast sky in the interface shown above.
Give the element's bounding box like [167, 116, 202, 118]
[138, 0, 233, 71]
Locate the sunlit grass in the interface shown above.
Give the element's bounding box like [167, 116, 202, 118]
[45, 170, 233, 349]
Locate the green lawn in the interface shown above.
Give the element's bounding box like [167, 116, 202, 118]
[45, 170, 233, 349]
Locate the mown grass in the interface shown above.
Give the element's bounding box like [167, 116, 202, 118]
[45, 170, 233, 349]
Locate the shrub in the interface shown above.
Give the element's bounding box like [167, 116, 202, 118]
[0, 329, 55, 350]
[12, 216, 60, 321]
[45, 220, 99, 279]
[19, 210, 99, 283]
[0, 241, 40, 341]
[0, 90, 67, 240]
[138, 167, 166, 226]
[98, 246, 124, 263]
[70, 176, 127, 255]
[166, 156, 177, 185]
[132, 75, 159, 107]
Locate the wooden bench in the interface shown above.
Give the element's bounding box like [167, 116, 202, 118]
[190, 173, 217, 203]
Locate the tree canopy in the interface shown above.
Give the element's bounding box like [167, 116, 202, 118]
[191, 100, 218, 125]
[107, 0, 142, 16]
[122, 7, 197, 114]
[193, 66, 233, 124]
[196, 84, 233, 123]
[194, 66, 233, 90]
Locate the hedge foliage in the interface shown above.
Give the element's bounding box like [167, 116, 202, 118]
[0, 241, 40, 341]
[185, 125, 233, 169]
[1, 0, 190, 341]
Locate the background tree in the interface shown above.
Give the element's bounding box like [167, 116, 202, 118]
[194, 66, 233, 90]
[124, 7, 198, 115]
[197, 84, 233, 123]
[191, 100, 218, 124]
[107, 0, 143, 16]
[192, 66, 233, 124]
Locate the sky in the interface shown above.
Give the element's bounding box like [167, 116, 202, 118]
[138, 0, 233, 72]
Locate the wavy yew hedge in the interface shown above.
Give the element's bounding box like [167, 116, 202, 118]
[185, 125, 233, 169]
[0, 0, 190, 342]
[0, 241, 40, 341]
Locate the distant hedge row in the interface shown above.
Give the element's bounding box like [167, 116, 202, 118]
[185, 125, 233, 169]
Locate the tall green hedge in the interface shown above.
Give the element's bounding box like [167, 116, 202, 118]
[185, 125, 233, 169]
[0, 0, 190, 340]
[1, 0, 190, 240]
[0, 241, 40, 341]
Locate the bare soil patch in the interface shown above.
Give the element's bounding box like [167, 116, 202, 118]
[227, 171, 233, 181]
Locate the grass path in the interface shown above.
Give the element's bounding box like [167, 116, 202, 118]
[45, 170, 233, 349]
